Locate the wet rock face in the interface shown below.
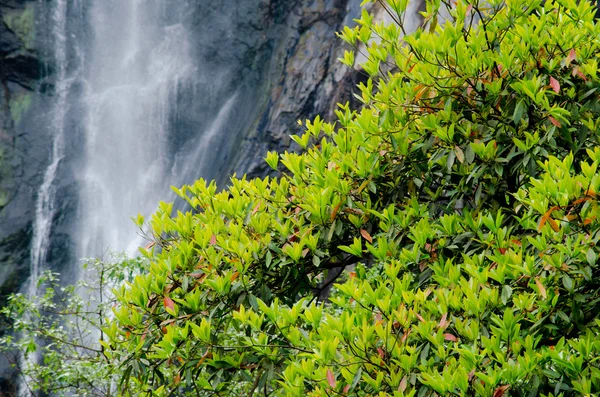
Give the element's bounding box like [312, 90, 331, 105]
[1, 0, 43, 89]
[0, 0, 44, 302]
[232, 0, 366, 178]
[0, 0, 46, 391]
[168, 0, 366, 187]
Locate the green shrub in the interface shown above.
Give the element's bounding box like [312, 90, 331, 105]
[101, 0, 600, 395]
[0, 256, 147, 396]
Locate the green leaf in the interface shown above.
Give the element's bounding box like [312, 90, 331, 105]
[513, 99, 526, 125]
[586, 249, 597, 266]
[350, 367, 363, 390]
[563, 275, 574, 292]
[501, 285, 512, 305]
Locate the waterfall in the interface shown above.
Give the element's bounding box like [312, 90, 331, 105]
[29, 0, 69, 296]
[27, 0, 260, 286]
[77, 0, 195, 263]
[22, 1, 80, 394]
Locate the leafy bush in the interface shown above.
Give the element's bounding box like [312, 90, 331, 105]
[0, 256, 146, 396]
[77, 0, 600, 395]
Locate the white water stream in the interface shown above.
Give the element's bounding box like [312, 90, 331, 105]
[77, 0, 195, 263]
[22, 2, 79, 394]
[29, 0, 72, 296]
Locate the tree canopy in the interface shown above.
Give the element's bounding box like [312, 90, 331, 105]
[4, 0, 600, 396]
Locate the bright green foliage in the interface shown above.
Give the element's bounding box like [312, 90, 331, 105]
[0, 256, 146, 396]
[105, 1, 600, 396]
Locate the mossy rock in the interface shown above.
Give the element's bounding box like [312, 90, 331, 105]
[2, 3, 36, 50]
[8, 91, 32, 125]
[0, 191, 8, 208]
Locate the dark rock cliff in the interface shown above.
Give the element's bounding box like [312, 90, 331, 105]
[0, 0, 44, 308]
[0, 0, 45, 392]
[232, 0, 365, 178]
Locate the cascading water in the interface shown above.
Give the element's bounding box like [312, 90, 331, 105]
[22, 1, 83, 394]
[29, 0, 70, 296]
[77, 0, 195, 263]
[27, 0, 272, 292]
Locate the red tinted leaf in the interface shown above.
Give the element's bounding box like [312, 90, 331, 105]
[360, 229, 373, 243]
[197, 350, 212, 367]
[567, 48, 576, 64]
[535, 278, 547, 299]
[398, 376, 408, 392]
[330, 201, 342, 221]
[549, 76, 560, 93]
[209, 234, 217, 245]
[438, 313, 448, 329]
[377, 347, 385, 359]
[493, 385, 510, 397]
[455, 146, 465, 163]
[343, 385, 350, 393]
[326, 369, 336, 388]
[572, 197, 591, 206]
[566, 214, 578, 222]
[494, 63, 506, 78]
[414, 85, 427, 101]
[468, 369, 476, 381]
[539, 206, 560, 231]
[163, 296, 174, 311]
[548, 218, 560, 232]
[444, 333, 458, 341]
[401, 329, 411, 343]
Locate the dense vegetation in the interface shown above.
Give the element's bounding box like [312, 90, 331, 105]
[3, 0, 600, 395]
